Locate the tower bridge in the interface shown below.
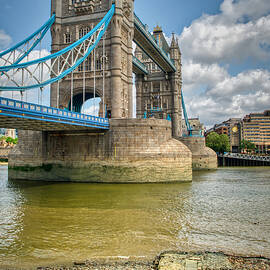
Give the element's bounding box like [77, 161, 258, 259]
[0, 0, 217, 182]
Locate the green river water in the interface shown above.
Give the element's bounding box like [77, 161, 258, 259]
[0, 165, 269, 268]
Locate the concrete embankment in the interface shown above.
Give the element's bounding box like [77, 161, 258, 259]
[29, 252, 270, 270]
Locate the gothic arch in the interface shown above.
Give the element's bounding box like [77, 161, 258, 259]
[61, 86, 103, 113]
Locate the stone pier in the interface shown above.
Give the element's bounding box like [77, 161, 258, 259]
[9, 119, 192, 183]
[178, 137, 217, 170]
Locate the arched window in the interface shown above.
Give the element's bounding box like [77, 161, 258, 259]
[64, 33, 71, 44]
[78, 55, 92, 72]
[79, 27, 90, 39]
[96, 57, 102, 70]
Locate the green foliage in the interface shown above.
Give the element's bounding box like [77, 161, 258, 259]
[240, 139, 256, 153]
[219, 134, 230, 153]
[206, 132, 220, 152]
[0, 136, 18, 144]
[206, 132, 230, 154]
[0, 136, 7, 141]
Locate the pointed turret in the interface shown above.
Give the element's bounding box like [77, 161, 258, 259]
[152, 25, 170, 53]
[170, 32, 178, 48]
[170, 33, 181, 61]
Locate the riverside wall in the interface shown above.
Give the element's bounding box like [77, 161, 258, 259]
[8, 119, 192, 182]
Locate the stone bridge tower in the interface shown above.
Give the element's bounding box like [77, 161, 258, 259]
[135, 30, 182, 137]
[50, 0, 134, 118]
[8, 0, 216, 184]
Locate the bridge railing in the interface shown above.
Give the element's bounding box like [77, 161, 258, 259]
[132, 56, 148, 75]
[221, 153, 270, 162]
[0, 97, 109, 127]
[134, 13, 176, 72]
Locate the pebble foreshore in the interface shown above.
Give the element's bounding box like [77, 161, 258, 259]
[5, 252, 268, 270]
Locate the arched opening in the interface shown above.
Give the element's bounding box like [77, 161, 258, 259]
[68, 92, 101, 116]
[81, 97, 101, 116]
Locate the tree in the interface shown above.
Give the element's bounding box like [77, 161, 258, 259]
[6, 137, 14, 144]
[240, 139, 255, 154]
[0, 136, 18, 145]
[206, 132, 220, 153]
[0, 136, 7, 142]
[206, 132, 230, 154]
[219, 134, 230, 153]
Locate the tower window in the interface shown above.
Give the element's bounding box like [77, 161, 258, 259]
[65, 33, 71, 44]
[96, 58, 102, 70]
[79, 27, 90, 39]
[78, 55, 92, 72]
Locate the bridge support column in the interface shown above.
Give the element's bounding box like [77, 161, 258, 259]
[110, 0, 134, 119]
[111, 10, 122, 119]
[169, 73, 182, 137]
[50, 0, 62, 108]
[127, 5, 134, 118]
[178, 136, 217, 170]
[135, 75, 144, 118]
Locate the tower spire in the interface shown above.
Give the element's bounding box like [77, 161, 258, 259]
[170, 32, 178, 49]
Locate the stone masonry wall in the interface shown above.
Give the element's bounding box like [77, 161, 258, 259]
[179, 137, 217, 170]
[9, 119, 192, 183]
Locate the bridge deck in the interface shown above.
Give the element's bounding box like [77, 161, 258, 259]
[0, 97, 109, 131]
[132, 55, 148, 75]
[133, 14, 176, 73]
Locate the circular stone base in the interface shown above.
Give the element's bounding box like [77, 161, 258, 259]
[9, 119, 193, 182]
[179, 137, 217, 170]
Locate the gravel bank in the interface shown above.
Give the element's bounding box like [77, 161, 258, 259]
[31, 252, 270, 270]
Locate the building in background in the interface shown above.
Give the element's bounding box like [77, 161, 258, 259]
[5, 129, 17, 139]
[242, 110, 270, 154]
[206, 118, 241, 153]
[206, 110, 270, 154]
[0, 129, 17, 139]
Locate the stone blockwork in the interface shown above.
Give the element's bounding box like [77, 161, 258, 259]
[9, 119, 192, 182]
[178, 137, 217, 170]
[135, 32, 182, 137]
[51, 0, 135, 118]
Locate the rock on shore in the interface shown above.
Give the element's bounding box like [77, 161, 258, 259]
[33, 252, 270, 270]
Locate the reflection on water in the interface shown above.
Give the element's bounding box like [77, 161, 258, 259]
[0, 165, 270, 268]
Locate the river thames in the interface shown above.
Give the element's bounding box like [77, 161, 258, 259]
[0, 165, 269, 268]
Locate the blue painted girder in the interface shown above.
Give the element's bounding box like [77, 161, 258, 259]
[0, 97, 109, 131]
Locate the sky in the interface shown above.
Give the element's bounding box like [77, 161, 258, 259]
[0, 0, 270, 127]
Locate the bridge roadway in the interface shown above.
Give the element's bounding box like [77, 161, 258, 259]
[133, 14, 176, 73]
[0, 97, 109, 132]
[132, 55, 148, 75]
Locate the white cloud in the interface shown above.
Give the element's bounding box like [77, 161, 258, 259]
[82, 98, 101, 116]
[220, 0, 270, 23]
[177, 0, 270, 128]
[179, 0, 270, 64]
[206, 69, 270, 98]
[185, 68, 270, 127]
[0, 49, 51, 105]
[0, 30, 12, 51]
[182, 60, 229, 93]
